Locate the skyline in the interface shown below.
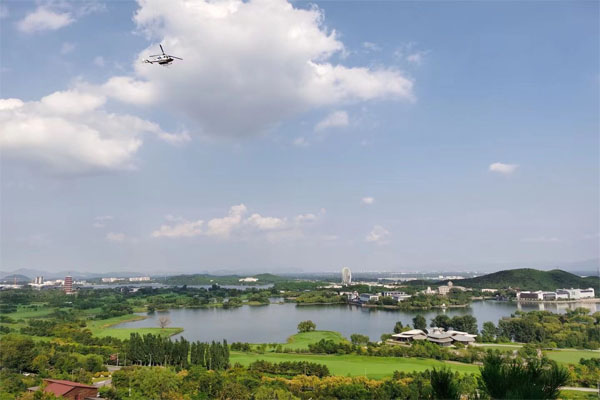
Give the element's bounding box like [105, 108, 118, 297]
[1, 0, 598, 273]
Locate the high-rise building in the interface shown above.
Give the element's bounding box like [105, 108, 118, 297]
[34, 276, 44, 284]
[64, 276, 73, 294]
[341, 267, 352, 285]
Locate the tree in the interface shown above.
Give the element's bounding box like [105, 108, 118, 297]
[393, 321, 405, 334]
[158, 316, 171, 329]
[430, 367, 460, 400]
[480, 322, 497, 342]
[450, 315, 478, 334]
[430, 315, 452, 330]
[412, 315, 426, 330]
[350, 334, 369, 345]
[297, 320, 316, 333]
[478, 352, 569, 399]
[0, 335, 36, 371]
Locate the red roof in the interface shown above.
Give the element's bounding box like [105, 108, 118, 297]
[43, 379, 97, 397]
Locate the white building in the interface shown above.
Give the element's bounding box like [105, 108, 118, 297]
[129, 277, 151, 282]
[383, 291, 412, 302]
[341, 267, 352, 285]
[34, 276, 44, 284]
[101, 277, 121, 283]
[517, 291, 544, 301]
[359, 293, 379, 303]
[580, 288, 595, 299]
[239, 277, 258, 282]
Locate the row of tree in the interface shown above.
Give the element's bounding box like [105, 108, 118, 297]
[126, 333, 230, 370]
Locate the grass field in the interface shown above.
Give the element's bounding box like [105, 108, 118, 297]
[476, 344, 522, 351]
[545, 349, 600, 364]
[86, 314, 183, 339]
[558, 390, 599, 399]
[283, 330, 348, 350]
[230, 352, 479, 379]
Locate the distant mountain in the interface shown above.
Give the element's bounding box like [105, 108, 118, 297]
[0, 274, 31, 283]
[449, 268, 599, 291]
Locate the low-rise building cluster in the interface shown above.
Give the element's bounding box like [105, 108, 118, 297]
[390, 327, 477, 347]
[517, 287, 595, 301]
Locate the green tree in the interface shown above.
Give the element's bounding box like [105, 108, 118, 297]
[479, 352, 569, 399]
[480, 321, 497, 342]
[0, 335, 36, 371]
[350, 333, 369, 345]
[430, 367, 460, 400]
[430, 315, 452, 329]
[412, 315, 426, 330]
[393, 321, 405, 334]
[297, 320, 316, 333]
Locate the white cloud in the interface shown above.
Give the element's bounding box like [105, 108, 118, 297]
[93, 56, 105, 67]
[0, 88, 185, 174]
[152, 220, 204, 238]
[106, 232, 127, 242]
[60, 42, 76, 55]
[293, 137, 309, 147]
[93, 215, 113, 228]
[152, 204, 320, 240]
[119, 0, 413, 137]
[0, 5, 9, 19]
[520, 236, 560, 243]
[315, 110, 349, 132]
[489, 162, 519, 175]
[366, 225, 390, 244]
[362, 41, 381, 52]
[18, 7, 74, 33]
[394, 43, 428, 66]
[361, 197, 375, 205]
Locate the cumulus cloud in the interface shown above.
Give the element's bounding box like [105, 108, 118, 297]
[152, 204, 319, 240]
[0, 88, 187, 174]
[60, 42, 76, 55]
[361, 197, 375, 205]
[394, 43, 428, 66]
[314, 110, 349, 132]
[293, 137, 309, 147]
[106, 232, 127, 242]
[366, 225, 390, 244]
[18, 6, 74, 33]
[489, 162, 519, 175]
[93, 215, 113, 228]
[520, 236, 560, 243]
[119, 0, 413, 137]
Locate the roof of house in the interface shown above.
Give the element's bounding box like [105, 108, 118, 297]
[391, 329, 425, 338]
[43, 379, 97, 397]
[427, 336, 454, 343]
[452, 335, 475, 342]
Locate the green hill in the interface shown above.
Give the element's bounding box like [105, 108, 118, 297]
[451, 268, 599, 292]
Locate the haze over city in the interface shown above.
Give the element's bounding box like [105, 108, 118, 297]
[1, 0, 598, 274]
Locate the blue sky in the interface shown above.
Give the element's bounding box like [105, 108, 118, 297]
[1, 0, 598, 274]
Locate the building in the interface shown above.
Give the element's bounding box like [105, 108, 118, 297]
[239, 277, 258, 282]
[580, 288, 595, 299]
[129, 276, 151, 282]
[438, 281, 467, 295]
[517, 291, 544, 301]
[101, 277, 121, 283]
[29, 379, 98, 400]
[359, 293, 379, 303]
[64, 276, 73, 294]
[390, 329, 427, 343]
[383, 291, 412, 302]
[421, 286, 436, 295]
[34, 276, 44, 284]
[543, 292, 557, 301]
[341, 267, 352, 285]
[481, 288, 497, 293]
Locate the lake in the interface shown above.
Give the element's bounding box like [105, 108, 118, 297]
[113, 300, 597, 343]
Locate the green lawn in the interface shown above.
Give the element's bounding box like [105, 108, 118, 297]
[230, 352, 479, 379]
[544, 350, 600, 364]
[86, 314, 182, 340]
[283, 330, 348, 350]
[558, 390, 599, 399]
[476, 344, 522, 351]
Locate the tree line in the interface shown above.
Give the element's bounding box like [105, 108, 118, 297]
[126, 333, 229, 370]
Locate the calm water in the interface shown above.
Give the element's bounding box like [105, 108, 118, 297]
[113, 300, 597, 343]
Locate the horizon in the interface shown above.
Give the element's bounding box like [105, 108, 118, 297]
[1, 0, 598, 274]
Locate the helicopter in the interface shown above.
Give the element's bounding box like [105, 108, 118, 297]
[144, 44, 182, 65]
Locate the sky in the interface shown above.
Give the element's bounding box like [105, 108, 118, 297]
[0, 0, 598, 274]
